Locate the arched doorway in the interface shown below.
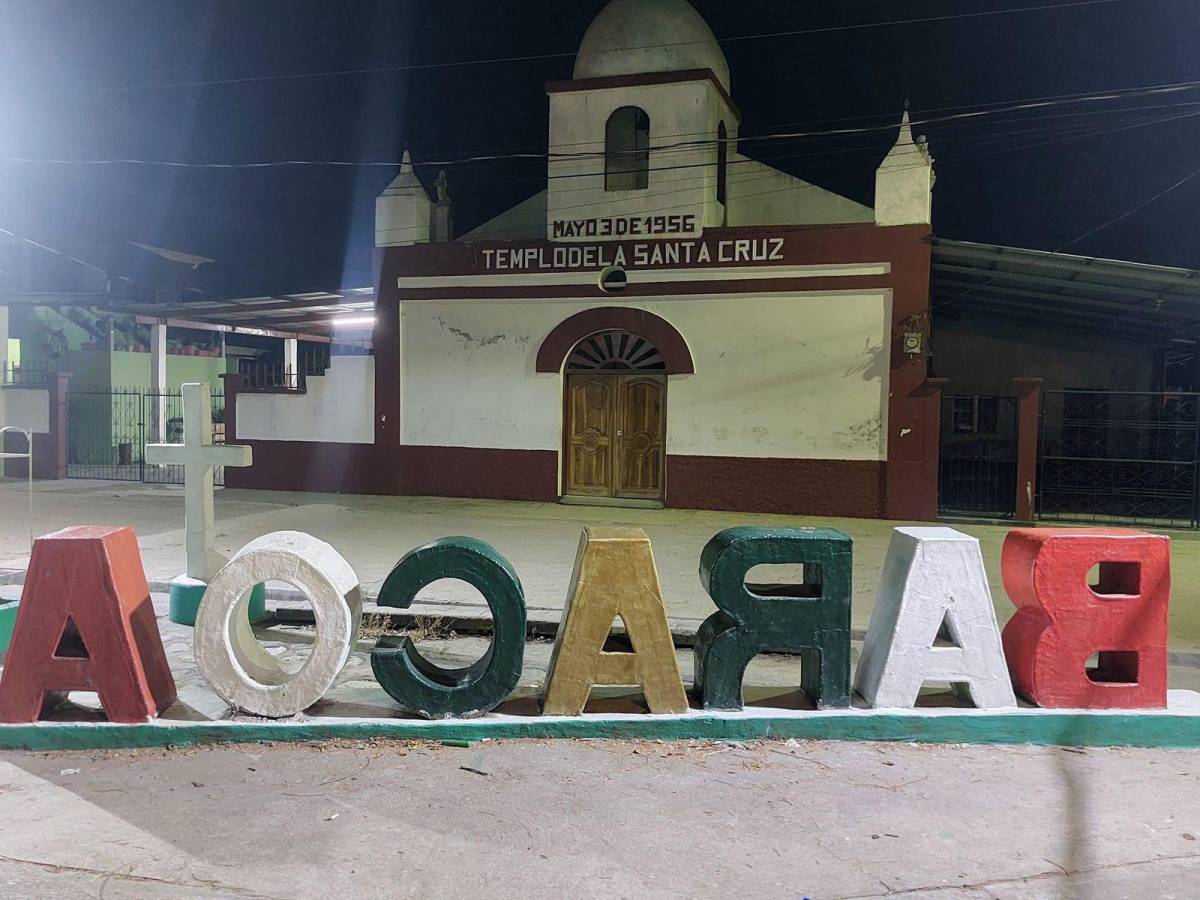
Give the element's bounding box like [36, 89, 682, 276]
[564, 330, 667, 501]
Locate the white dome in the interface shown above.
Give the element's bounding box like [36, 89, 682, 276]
[573, 0, 730, 93]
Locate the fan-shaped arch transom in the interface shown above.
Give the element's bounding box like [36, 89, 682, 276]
[566, 331, 665, 372]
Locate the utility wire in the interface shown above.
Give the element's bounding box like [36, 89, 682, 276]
[933, 161, 1200, 311]
[447, 75, 1200, 156]
[46, 110, 1142, 206]
[27, 0, 1133, 96]
[1057, 165, 1200, 252]
[6, 83, 1199, 172]
[378, 110, 1200, 240]
[5, 102, 1192, 248]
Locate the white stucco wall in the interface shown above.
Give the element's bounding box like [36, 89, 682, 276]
[547, 80, 734, 239]
[399, 293, 891, 461]
[726, 155, 874, 227]
[0, 387, 50, 434]
[237, 356, 375, 444]
[376, 155, 432, 247]
[874, 117, 934, 227]
[464, 191, 549, 242]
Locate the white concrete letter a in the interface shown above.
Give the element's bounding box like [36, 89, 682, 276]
[855, 527, 1016, 709]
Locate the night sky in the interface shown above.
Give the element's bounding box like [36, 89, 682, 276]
[1, 0, 1198, 298]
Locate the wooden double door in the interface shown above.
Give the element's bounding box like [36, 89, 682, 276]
[565, 374, 666, 500]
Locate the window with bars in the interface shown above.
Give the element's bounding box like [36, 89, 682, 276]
[952, 396, 1000, 435]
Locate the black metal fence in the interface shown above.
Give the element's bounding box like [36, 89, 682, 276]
[1038, 390, 1200, 527]
[66, 387, 226, 485]
[938, 395, 1019, 518]
[1, 359, 49, 386]
[238, 345, 329, 391]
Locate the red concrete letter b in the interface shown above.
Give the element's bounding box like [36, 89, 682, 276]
[1000, 528, 1169, 709]
[0, 526, 177, 723]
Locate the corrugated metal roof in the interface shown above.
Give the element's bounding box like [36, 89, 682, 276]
[932, 238, 1200, 339]
[120, 289, 376, 338]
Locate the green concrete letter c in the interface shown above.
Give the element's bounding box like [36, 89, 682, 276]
[370, 537, 526, 719]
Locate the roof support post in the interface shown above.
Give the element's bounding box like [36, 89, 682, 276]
[1014, 377, 1043, 523]
[151, 321, 167, 443]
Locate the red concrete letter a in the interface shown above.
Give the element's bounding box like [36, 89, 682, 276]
[0, 526, 177, 723]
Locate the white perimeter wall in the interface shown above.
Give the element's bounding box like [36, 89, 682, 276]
[400, 293, 891, 461]
[0, 388, 50, 435]
[237, 356, 375, 444]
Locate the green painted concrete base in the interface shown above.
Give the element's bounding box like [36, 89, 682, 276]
[0, 600, 18, 654]
[4, 694, 1200, 751]
[168, 578, 267, 627]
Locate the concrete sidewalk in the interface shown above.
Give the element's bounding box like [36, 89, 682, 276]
[3, 479, 1200, 651]
[0, 738, 1197, 898]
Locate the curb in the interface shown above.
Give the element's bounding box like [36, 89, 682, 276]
[3, 705, 1200, 751]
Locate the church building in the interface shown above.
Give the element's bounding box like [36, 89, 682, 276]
[225, 0, 942, 520]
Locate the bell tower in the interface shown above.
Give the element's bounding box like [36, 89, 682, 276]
[546, 0, 738, 242]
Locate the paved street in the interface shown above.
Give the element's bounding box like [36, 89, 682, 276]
[0, 739, 1197, 898]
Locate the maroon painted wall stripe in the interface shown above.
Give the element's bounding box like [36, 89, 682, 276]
[535, 307, 695, 374]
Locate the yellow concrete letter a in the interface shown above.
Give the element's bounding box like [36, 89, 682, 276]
[542, 527, 689, 716]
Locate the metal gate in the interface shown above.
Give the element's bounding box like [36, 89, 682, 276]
[65, 389, 143, 481]
[1038, 390, 1200, 527]
[937, 395, 1019, 518]
[66, 387, 226, 485]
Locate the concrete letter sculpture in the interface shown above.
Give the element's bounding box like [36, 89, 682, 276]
[371, 537, 526, 719]
[543, 527, 688, 716]
[855, 527, 1016, 709]
[195, 531, 361, 718]
[1001, 528, 1169, 708]
[0, 526, 176, 723]
[694, 527, 852, 710]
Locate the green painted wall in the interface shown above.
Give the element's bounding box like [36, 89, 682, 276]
[55, 351, 230, 467]
[54, 349, 110, 390]
[21, 308, 94, 366]
[109, 351, 227, 391]
[52, 350, 228, 392]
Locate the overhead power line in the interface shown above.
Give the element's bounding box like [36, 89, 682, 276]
[6, 81, 1200, 173]
[933, 160, 1200, 311]
[1055, 164, 1200, 252]
[428, 75, 1200, 157]
[366, 111, 1200, 240]
[30, 0, 1133, 96]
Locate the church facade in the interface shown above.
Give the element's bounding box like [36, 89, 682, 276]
[227, 0, 942, 520]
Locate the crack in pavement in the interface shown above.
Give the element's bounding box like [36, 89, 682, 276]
[0, 852, 287, 899]
[838, 850, 1200, 898]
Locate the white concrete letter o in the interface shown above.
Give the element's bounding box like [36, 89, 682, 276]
[195, 531, 362, 718]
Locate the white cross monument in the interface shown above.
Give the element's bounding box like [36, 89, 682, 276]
[145, 383, 255, 624]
